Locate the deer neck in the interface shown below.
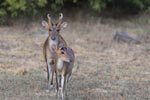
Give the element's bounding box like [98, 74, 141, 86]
[56, 58, 69, 72]
[57, 59, 64, 70]
[48, 36, 59, 52]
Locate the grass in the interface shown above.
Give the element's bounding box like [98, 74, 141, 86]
[0, 14, 150, 100]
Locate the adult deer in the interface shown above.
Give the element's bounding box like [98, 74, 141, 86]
[55, 45, 75, 100]
[42, 13, 68, 91]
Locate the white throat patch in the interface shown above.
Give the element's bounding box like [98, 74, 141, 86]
[49, 38, 59, 51]
[57, 59, 64, 70]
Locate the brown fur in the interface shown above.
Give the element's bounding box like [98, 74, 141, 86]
[43, 34, 67, 62]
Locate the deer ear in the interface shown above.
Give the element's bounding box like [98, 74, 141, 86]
[41, 21, 49, 29]
[60, 22, 67, 29]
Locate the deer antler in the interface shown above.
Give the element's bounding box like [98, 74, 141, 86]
[47, 14, 52, 28]
[57, 13, 63, 27]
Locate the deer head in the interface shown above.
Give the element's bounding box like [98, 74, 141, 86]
[41, 13, 67, 41]
[56, 46, 71, 62]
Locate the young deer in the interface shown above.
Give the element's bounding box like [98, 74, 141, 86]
[42, 13, 68, 91]
[55, 45, 75, 100]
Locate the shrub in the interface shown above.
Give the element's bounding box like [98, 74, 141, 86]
[0, 0, 47, 17]
[0, 0, 150, 25]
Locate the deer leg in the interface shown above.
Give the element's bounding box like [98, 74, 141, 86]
[65, 74, 69, 97]
[46, 59, 53, 91]
[50, 64, 55, 86]
[55, 72, 59, 99]
[61, 75, 66, 100]
[58, 75, 61, 89]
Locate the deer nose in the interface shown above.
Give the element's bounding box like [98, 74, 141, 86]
[51, 36, 56, 40]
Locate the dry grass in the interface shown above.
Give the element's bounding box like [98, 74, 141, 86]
[0, 15, 150, 100]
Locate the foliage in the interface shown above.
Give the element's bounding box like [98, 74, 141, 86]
[89, 0, 111, 12]
[0, 0, 47, 17]
[108, 0, 150, 13]
[46, 0, 150, 13]
[0, 0, 150, 20]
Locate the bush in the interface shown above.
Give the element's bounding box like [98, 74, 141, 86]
[0, 0, 150, 24]
[107, 0, 150, 13]
[0, 0, 47, 17]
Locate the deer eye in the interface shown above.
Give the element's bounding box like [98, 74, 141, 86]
[56, 29, 60, 32]
[61, 51, 64, 54]
[60, 47, 64, 50]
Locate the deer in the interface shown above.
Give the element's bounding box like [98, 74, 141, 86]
[55, 44, 75, 100]
[41, 13, 68, 91]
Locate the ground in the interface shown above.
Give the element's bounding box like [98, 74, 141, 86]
[0, 15, 150, 100]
